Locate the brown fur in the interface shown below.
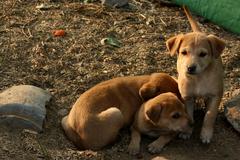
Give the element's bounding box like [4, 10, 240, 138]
[128, 92, 191, 155]
[61, 73, 181, 150]
[166, 6, 226, 143]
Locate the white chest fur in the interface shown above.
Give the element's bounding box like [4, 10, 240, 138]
[178, 69, 223, 98]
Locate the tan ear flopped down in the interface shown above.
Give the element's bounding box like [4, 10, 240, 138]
[139, 83, 158, 101]
[145, 105, 162, 124]
[166, 34, 184, 56]
[207, 34, 226, 58]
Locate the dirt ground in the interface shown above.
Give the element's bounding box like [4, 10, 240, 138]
[0, 0, 240, 160]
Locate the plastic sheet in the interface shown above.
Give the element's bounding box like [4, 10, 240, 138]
[172, 0, 240, 34]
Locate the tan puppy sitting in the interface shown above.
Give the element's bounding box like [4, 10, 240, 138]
[166, 6, 226, 143]
[128, 92, 191, 155]
[61, 73, 182, 150]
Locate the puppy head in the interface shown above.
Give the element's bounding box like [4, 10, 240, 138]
[166, 32, 225, 75]
[144, 92, 191, 133]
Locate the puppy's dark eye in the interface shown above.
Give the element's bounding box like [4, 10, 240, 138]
[172, 113, 180, 119]
[181, 51, 187, 55]
[199, 52, 207, 57]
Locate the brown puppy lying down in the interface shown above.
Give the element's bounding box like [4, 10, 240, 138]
[61, 73, 182, 150]
[128, 92, 191, 155]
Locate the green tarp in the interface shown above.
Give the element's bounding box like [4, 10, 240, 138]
[172, 0, 240, 35]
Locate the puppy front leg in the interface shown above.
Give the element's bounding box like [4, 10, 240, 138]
[200, 96, 221, 143]
[148, 134, 175, 154]
[179, 97, 194, 139]
[185, 97, 195, 122]
[128, 126, 141, 155]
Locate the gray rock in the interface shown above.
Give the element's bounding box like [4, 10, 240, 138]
[224, 93, 240, 133]
[58, 108, 68, 117]
[0, 85, 51, 132]
[101, 0, 128, 7]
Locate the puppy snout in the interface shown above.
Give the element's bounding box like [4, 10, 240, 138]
[187, 65, 196, 74]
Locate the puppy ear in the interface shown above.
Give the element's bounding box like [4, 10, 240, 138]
[139, 83, 158, 101]
[145, 105, 162, 124]
[207, 35, 225, 58]
[166, 34, 183, 56]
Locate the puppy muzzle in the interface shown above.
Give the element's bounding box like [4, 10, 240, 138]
[187, 65, 197, 75]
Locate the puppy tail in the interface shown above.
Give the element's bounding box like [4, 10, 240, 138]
[183, 5, 201, 32]
[61, 116, 84, 149]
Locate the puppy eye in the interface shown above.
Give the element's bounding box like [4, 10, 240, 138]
[181, 51, 187, 55]
[172, 113, 180, 119]
[199, 52, 207, 57]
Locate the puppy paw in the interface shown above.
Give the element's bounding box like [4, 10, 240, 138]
[200, 127, 213, 144]
[128, 144, 140, 155]
[179, 127, 193, 140]
[178, 132, 191, 140]
[147, 142, 163, 154]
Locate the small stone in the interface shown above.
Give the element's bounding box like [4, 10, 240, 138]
[36, 3, 52, 10]
[101, 0, 128, 7]
[152, 156, 169, 160]
[22, 129, 38, 135]
[2, 146, 9, 152]
[103, 70, 108, 73]
[232, 89, 240, 97]
[0, 85, 51, 132]
[224, 93, 240, 133]
[58, 109, 68, 117]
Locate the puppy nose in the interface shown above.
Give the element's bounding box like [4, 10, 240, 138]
[187, 65, 196, 74]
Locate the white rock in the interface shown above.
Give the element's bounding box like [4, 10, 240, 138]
[101, 0, 128, 7]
